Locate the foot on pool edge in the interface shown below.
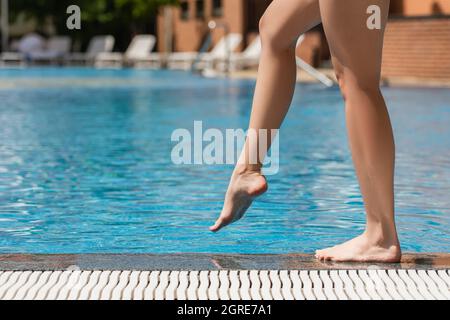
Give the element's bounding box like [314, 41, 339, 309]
[315, 233, 401, 263]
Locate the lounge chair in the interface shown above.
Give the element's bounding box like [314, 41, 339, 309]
[167, 33, 243, 70]
[28, 36, 72, 64]
[0, 33, 46, 67]
[0, 52, 25, 67]
[65, 35, 115, 65]
[95, 35, 159, 68]
[218, 36, 261, 72]
[295, 35, 334, 87]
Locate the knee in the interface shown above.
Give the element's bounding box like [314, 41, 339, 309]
[335, 69, 347, 100]
[335, 69, 381, 102]
[259, 14, 291, 53]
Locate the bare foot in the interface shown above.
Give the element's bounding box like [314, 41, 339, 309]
[315, 233, 401, 263]
[209, 166, 268, 232]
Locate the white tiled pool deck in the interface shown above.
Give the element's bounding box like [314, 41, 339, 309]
[0, 254, 448, 300]
[0, 269, 449, 300]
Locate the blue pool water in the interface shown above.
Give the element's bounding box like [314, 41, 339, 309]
[0, 68, 449, 254]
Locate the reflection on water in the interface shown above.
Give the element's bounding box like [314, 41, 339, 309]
[0, 69, 448, 253]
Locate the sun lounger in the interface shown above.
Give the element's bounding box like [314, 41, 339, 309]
[0, 52, 25, 67]
[95, 35, 158, 68]
[295, 35, 334, 87]
[28, 36, 72, 64]
[0, 33, 46, 67]
[65, 35, 115, 65]
[218, 36, 261, 71]
[167, 33, 242, 70]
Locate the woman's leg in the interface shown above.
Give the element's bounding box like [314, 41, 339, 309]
[210, 0, 321, 232]
[316, 0, 401, 262]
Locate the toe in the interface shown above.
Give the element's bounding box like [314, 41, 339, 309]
[209, 220, 223, 232]
[315, 249, 327, 260]
[209, 216, 231, 232]
[316, 249, 333, 261]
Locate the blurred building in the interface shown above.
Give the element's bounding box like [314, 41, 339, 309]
[157, 0, 450, 81]
[384, 0, 450, 82]
[157, 0, 270, 53]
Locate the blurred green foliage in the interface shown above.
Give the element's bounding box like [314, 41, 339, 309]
[9, 0, 178, 50]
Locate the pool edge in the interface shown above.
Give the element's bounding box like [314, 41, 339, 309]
[0, 253, 448, 271]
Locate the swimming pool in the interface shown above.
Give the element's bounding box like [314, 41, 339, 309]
[0, 68, 448, 254]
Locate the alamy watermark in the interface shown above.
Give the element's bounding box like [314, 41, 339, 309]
[367, 5, 382, 30]
[66, 5, 81, 30]
[171, 121, 280, 175]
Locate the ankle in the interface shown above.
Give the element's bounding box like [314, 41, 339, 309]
[364, 223, 400, 248]
[234, 163, 262, 175]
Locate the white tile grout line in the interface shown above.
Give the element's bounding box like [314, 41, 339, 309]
[0, 270, 448, 300]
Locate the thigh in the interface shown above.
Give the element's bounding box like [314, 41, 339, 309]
[319, 0, 390, 82]
[261, 0, 321, 48]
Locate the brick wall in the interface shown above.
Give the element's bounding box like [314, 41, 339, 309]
[382, 17, 450, 80]
[400, 0, 450, 16]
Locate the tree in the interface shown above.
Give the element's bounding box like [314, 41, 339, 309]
[8, 0, 178, 51]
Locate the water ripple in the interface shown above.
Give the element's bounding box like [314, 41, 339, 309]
[0, 69, 448, 253]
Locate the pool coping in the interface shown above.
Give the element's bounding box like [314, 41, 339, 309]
[0, 253, 448, 271]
